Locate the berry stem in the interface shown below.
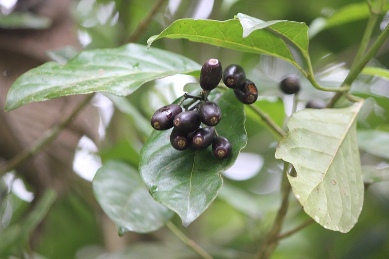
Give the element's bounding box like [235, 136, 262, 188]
[248, 105, 286, 138]
[165, 221, 213, 259]
[276, 218, 315, 240]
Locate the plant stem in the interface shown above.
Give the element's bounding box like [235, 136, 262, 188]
[255, 162, 292, 259]
[277, 218, 315, 240]
[248, 105, 286, 138]
[127, 0, 167, 43]
[0, 94, 94, 176]
[165, 221, 213, 259]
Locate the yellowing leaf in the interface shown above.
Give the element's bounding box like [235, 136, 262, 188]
[275, 102, 364, 233]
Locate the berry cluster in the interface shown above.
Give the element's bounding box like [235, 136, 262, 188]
[150, 58, 258, 159]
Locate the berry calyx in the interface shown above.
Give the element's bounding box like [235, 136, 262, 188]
[173, 110, 201, 133]
[222, 64, 246, 89]
[198, 101, 221, 126]
[170, 128, 192, 150]
[233, 79, 258, 104]
[280, 75, 300, 95]
[200, 58, 222, 91]
[151, 104, 182, 130]
[192, 127, 216, 149]
[212, 136, 232, 159]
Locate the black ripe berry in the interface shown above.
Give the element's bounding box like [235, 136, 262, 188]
[173, 110, 201, 133]
[212, 136, 232, 159]
[222, 64, 246, 89]
[233, 79, 258, 104]
[170, 128, 191, 151]
[305, 99, 326, 109]
[192, 127, 216, 149]
[200, 58, 222, 91]
[198, 101, 221, 126]
[280, 75, 300, 95]
[151, 104, 182, 130]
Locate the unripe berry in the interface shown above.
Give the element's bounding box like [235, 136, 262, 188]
[233, 79, 258, 104]
[280, 75, 300, 95]
[151, 104, 182, 130]
[198, 101, 221, 126]
[170, 128, 191, 150]
[200, 58, 222, 91]
[192, 127, 216, 149]
[305, 99, 326, 109]
[212, 136, 232, 159]
[173, 110, 201, 133]
[222, 64, 246, 89]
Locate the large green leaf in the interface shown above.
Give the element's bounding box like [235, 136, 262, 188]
[5, 43, 200, 111]
[147, 13, 308, 70]
[93, 161, 173, 233]
[275, 102, 364, 233]
[139, 90, 247, 227]
[358, 130, 389, 159]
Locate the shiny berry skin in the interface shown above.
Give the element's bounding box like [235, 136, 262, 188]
[170, 128, 191, 150]
[280, 75, 300, 95]
[198, 101, 221, 126]
[192, 127, 216, 149]
[212, 136, 232, 159]
[233, 79, 258, 104]
[151, 104, 182, 130]
[200, 59, 222, 91]
[173, 110, 201, 133]
[305, 99, 326, 109]
[222, 64, 246, 89]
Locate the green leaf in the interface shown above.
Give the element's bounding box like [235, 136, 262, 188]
[358, 130, 389, 159]
[361, 67, 389, 80]
[5, 43, 200, 111]
[139, 90, 247, 227]
[0, 12, 51, 29]
[362, 166, 389, 184]
[93, 161, 173, 233]
[309, 2, 389, 37]
[148, 13, 309, 70]
[275, 102, 364, 233]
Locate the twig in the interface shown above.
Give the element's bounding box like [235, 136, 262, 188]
[165, 221, 213, 259]
[277, 218, 315, 240]
[248, 105, 286, 138]
[0, 94, 94, 176]
[127, 0, 167, 43]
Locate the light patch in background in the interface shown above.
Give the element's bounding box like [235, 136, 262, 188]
[3, 172, 34, 202]
[77, 30, 92, 47]
[223, 153, 264, 181]
[192, 0, 214, 19]
[0, 0, 17, 14]
[73, 136, 102, 181]
[92, 93, 114, 139]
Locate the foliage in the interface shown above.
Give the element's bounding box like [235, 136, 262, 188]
[2, 0, 389, 258]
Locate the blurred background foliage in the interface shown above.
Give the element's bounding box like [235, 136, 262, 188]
[1, 0, 389, 258]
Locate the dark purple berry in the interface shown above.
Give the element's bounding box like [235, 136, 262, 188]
[305, 99, 326, 109]
[151, 104, 182, 130]
[192, 127, 216, 149]
[280, 75, 300, 95]
[173, 110, 201, 133]
[233, 79, 258, 104]
[198, 101, 221, 126]
[170, 128, 191, 150]
[212, 136, 232, 159]
[222, 64, 246, 89]
[200, 58, 222, 91]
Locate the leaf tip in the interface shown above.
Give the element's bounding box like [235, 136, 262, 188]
[147, 35, 159, 47]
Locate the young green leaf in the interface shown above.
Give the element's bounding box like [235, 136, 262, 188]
[93, 161, 173, 233]
[139, 91, 247, 227]
[147, 14, 309, 70]
[275, 102, 364, 233]
[5, 43, 200, 111]
[361, 67, 389, 80]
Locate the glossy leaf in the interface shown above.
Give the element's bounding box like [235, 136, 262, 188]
[358, 130, 389, 159]
[148, 13, 309, 69]
[93, 161, 173, 233]
[275, 102, 364, 233]
[5, 43, 200, 111]
[139, 90, 247, 227]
